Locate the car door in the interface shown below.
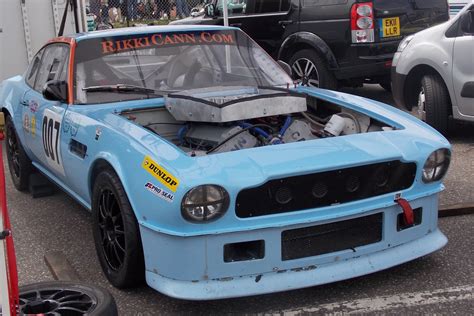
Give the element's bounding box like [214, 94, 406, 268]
[453, 7, 474, 116]
[21, 43, 70, 180]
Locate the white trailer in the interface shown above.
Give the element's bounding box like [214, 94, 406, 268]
[0, 0, 88, 81]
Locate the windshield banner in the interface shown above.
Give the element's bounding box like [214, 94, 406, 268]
[99, 31, 237, 55]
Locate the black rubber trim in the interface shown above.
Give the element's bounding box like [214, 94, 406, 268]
[461, 82, 474, 98]
[168, 86, 306, 109]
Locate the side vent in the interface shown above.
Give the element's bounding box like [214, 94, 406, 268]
[69, 139, 87, 159]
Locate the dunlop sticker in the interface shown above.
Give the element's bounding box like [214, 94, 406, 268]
[142, 156, 179, 192]
[145, 182, 174, 203]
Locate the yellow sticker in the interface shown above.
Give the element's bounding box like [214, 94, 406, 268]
[142, 156, 179, 192]
[31, 115, 36, 137]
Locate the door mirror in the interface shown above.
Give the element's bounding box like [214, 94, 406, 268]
[460, 11, 474, 34]
[278, 60, 293, 77]
[204, 3, 216, 17]
[43, 80, 68, 102]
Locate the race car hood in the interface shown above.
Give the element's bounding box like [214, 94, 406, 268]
[143, 86, 449, 189]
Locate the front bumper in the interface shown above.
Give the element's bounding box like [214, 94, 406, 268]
[140, 193, 445, 299]
[146, 229, 446, 300]
[391, 66, 408, 109]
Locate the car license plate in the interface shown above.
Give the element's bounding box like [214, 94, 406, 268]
[380, 17, 400, 38]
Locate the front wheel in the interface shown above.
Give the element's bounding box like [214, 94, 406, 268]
[5, 115, 34, 191]
[289, 49, 338, 90]
[414, 75, 450, 135]
[92, 169, 145, 288]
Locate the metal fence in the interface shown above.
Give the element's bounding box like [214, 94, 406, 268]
[85, 0, 204, 29]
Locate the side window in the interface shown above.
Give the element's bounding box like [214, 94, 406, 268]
[33, 44, 69, 92]
[217, 0, 248, 15]
[25, 50, 44, 88]
[254, 0, 290, 13]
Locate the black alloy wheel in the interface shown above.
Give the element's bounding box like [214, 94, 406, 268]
[92, 169, 145, 288]
[5, 115, 33, 191]
[98, 188, 126, 271]
[19, 281, 118, 316]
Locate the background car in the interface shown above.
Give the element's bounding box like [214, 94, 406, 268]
[172, 0, 449, 90]
[0, 25, 452, 300]
[449, 0, 470, 17]
[392, 1, 474, 135]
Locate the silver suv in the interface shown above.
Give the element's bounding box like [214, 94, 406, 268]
[392, 1, 474, 134]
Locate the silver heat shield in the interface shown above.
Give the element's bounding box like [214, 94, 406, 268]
[165, 87, 307, 123]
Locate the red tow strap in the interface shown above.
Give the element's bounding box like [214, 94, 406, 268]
[396, 197, 414, 226]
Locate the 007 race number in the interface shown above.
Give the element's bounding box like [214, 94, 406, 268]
[42, 116, 60, 164]
[42, 109, 65, 175]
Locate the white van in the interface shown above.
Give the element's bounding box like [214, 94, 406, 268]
[392, 1, 474, 134]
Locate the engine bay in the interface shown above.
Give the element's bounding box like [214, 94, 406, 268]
[120, 89, 395, 156]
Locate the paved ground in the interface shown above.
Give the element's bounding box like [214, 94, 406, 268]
[5, 85, 474, 315]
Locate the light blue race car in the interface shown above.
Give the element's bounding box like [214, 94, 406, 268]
[0, 25, 451, 300]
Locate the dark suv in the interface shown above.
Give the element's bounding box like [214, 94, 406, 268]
[172, 0, 449, 90]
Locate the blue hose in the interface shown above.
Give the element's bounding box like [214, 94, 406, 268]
[239, 122, 271, 139]
[279, 116, 292, 137]
[177, 125, 188, 144]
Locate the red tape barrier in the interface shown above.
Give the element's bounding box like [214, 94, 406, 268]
[0, 132, 19, 315]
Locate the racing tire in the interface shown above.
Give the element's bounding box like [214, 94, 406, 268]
[289, 49, 338, 90]
[19, 281, 118, 316]
[420, 74, 450, 135]
[92, 168, 145, 289]
[5, 115, 34, 191]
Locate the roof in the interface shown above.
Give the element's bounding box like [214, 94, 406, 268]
[66, 25, 237, 42]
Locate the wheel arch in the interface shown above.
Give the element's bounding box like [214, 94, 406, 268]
[88, 153, 147, 221]
[2, 107, 11, 117]
[403, 64, 453, 114]
[278, 32, 339, 69]
[89, 156, 124, 202]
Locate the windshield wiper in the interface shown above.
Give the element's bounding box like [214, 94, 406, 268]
[82, 84, 165, 96]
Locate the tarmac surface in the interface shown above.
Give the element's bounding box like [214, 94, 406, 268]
[5, 85, 474, 315]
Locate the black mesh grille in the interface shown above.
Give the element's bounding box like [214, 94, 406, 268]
[236, 161, 416, 218]
[281, 213, 383, 261]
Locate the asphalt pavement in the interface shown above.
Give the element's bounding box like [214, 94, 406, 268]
[6, 85, 474, 315]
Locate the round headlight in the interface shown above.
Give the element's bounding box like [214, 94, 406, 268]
[181, 185, 229, 223]
[422, 149, 451, 183]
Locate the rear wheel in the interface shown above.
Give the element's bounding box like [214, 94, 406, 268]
[5, 115, 34, 191]
[414, 75, 450, 135]
[92, 169, 145, 288]
[289, 49, 338, 90]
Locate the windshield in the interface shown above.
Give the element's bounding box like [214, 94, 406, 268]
[74, 29, 292, 104]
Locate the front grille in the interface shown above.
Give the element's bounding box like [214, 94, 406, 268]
[281, 213, 383, 261]
[236, 160, 416, 218]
